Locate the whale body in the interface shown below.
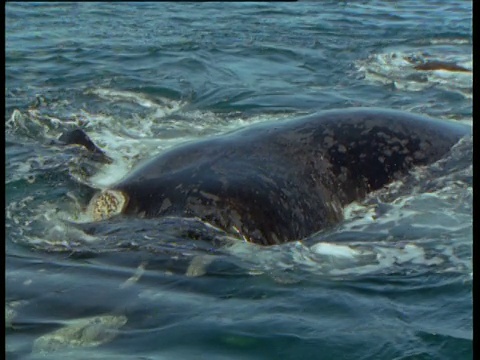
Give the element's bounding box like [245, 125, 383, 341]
[83, 108, 470, 245]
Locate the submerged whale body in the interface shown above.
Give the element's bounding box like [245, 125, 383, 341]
[81, 108, 470, 246]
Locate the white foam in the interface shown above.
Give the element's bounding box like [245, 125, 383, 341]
[356, 49, 472, 99]
[310, 242, 360, 259]
[87, 88, 184, 113]
[73, 96, 297, 188]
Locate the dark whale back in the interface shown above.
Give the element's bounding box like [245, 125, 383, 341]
[110, 108, 470, 245]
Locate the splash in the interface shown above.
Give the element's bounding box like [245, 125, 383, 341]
[5, 90, 472, 280]
[355, 50, 472, 99]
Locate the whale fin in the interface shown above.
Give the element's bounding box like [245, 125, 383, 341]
[58, 128, 113, 164]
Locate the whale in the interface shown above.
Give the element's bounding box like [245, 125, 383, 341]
[68, 108, 470, 246]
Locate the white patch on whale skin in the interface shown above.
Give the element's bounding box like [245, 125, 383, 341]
[5, 300, 29, 329]
[185, 254, 216, 277]
[32, 314, 127, 355]
[119, 261, 148, 289]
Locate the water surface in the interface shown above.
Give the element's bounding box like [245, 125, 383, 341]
[6, 2, 472, 359]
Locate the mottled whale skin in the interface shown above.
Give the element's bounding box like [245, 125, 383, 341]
[90, 108, 470, 245]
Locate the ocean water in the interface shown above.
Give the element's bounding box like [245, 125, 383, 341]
[5, 2, 472, 359]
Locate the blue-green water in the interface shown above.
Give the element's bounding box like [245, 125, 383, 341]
[6, 2, 472, 359]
